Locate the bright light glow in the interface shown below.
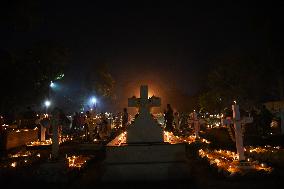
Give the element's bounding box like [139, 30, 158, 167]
[45, 100, 51, 107]
[50, 81, 55, 88]
[91, 97, 97, 104]
[66, 155, 90, 168]
[11, 162, 17, 168]
[89, 96, 97, 108]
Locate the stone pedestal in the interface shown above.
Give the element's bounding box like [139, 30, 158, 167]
[1, 129, 38, 150]
[102, 143, 190, 181]
[127, 112, 163, 143]
[35, 160, 69, 183]
[127, 85, 163, 143]
[236, 161, 255, 170]
[52, 124, 59, 159]
[193, 112, 200, 138]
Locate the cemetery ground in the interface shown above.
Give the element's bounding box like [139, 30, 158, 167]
[1, 130, 284, 189]
[1, 90, 283, 189]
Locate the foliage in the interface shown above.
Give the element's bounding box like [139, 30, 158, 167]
[83, 63, 115, 99]
[254, 106, 273, 136]
[0, 42, 70, 113]
[199, 91, 223, 113]
[200, 128, 235, 150]
[199, 54, 273, 112]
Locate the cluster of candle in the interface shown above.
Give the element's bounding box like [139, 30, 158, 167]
[111, 115, 123, 129]
[1, 124, 9, 128]
[11, 128, 38, 132]
[0, 151, 41, 169]
[107, 131, 127, 146]
[59, 135, 73, 144]
[254, 163, 273, 172]
[26, 135, 73, 147]
[116, 131, 127, 146]
[198, 149, 273, 175]
[206, 123, 225, 129]
[163, 131, 211, 144]
[244, 145, 282, 170]
[8, 151, 32, 158]
[163, 131, 175, 143]
[66, 155, 90, 169]
[208, 114, 223, 118]
[245, 145, 281, 154]
[26, 138, 52, 146]
[200, 138, 211, 144]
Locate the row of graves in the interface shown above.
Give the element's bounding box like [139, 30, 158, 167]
[1, 85, 283, 187]
[0, 114, 74, 151]
[0, 106, 129, 186]
[0, 118, 83, 184]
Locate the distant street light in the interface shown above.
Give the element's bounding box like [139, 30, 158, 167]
[45, 100, 51, 114]
[91, 97, 97, 104]
[90, 97, 97, 110]
[45, 100, 51, 107]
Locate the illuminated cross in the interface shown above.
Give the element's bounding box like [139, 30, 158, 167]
[128, 85, 161, 114]
[232, 103, 253, 161]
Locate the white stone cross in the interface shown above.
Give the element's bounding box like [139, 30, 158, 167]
[232, 103, 253, 161]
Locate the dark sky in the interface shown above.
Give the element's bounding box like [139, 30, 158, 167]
[1, 1, 282, 111]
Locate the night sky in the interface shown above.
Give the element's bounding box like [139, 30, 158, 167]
[1, 1, 282, 112]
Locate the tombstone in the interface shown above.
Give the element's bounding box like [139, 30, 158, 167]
[222, 117, 232, 127]
[39, 116, 50, 141]
[51, 117, 59, 160]
[222, 117, 235, 142]
[40, 125, 46, 142]
[188, 111, 201, 137]
[102, 85, 189, 181]
[2, 129, 38, 150]
[232, 103, 253, 161]
[192, 111, 200, 138]
[173, 112, 180, 130]
[127, 85, 163, 143]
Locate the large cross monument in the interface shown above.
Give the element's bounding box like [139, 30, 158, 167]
[102, 85, 189, 181]
[127, 85, 163, 143]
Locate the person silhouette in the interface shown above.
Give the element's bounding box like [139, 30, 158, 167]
[164, 104, 174, 132]
[122, 108, 129, 128]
